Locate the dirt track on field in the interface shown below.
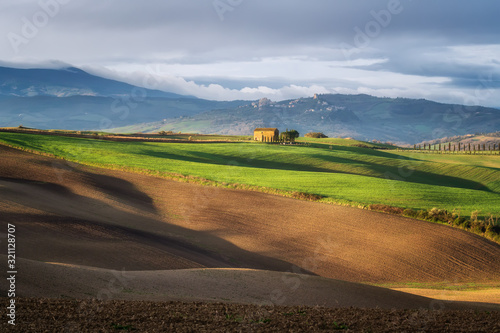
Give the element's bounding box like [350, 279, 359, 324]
[2, 144, 500, 330]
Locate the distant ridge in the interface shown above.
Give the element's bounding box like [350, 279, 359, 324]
[113, 94, 500, 144]
[417, 131, 500, 147]
[0, 66, 185, 98]
[1, 65, 499, 143]
[0, 66, 247, 130]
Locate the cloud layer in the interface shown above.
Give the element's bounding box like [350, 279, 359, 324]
[1, 0, 499, 106]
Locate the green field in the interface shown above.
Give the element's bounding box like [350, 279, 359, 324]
[297, 137, 397, 149]
[1, 132, 499, 219]
[157, 134, 252, 141]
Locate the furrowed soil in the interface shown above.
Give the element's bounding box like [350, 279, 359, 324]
[2, 298, 499, 332]
[1, 144, 499, 331]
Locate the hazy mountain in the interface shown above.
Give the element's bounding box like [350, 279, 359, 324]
[114, 94, 500, 144]
[0, 66, 183, 98]
[1, 66, 499, 143]
[0, 66, 246, 130]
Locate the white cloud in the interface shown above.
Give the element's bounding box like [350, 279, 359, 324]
[1, 0, 500, 107]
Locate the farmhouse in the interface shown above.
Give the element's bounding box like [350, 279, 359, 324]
[254, 128, 279, 141]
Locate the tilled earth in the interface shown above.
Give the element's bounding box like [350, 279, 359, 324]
[2, 298, 499, 332]
[1, 144, 500, 285]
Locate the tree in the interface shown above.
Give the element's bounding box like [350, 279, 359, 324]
[305, 132, 328, 138]
[281, 129, 299, 142]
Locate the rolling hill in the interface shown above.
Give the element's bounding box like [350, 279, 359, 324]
[1, 131, 499, 224]
[1, 143, 500, 310]
[1, 143, 500, 284]
[1, 134, 500, 330]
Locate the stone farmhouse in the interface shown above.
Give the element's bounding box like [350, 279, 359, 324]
[254, 128, 279, 142]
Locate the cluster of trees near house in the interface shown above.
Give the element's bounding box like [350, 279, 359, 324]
[260, 130, 300, 143]
[281, 129, 300, 142]
[259, 130, 331, 143]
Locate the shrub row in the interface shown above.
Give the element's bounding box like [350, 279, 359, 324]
[304, 132, 328, 138]
[369, 204, 500, 243]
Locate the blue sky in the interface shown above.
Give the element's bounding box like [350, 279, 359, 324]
[1, 0, 499, 106]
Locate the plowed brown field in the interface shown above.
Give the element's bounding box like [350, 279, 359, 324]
[1, 144, 499, 330]
[1, 145, 499, 282]
[2, 298, 500, 333]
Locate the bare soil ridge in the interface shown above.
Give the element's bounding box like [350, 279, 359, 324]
[6, 255, 499, 311]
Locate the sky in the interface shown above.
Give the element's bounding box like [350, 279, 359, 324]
[1, 0, 499, 106]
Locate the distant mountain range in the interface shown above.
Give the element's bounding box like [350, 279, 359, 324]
[0, 66, 184, 98]
[1, 65, 499, 144]
[0, 66, 246, 130]
[114, 94, 500, 144]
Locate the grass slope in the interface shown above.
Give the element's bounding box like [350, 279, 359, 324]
[1, 131, 499, 219]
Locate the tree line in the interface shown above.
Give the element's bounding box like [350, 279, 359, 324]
[412, 142, 500, 154]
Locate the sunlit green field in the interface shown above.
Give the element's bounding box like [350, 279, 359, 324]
[1, 132, 499, 218]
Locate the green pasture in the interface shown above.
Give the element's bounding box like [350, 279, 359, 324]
[1, 132, 499, 218]
[296, 137, 396, 149]
[157, 134, 252, 141]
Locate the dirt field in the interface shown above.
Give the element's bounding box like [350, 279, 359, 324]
[1, 145, 499, 283]
[1, 144, 500, 330]
[2, 298, 499, 332]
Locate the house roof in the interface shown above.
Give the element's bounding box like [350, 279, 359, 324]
[254, 128, 278, 132]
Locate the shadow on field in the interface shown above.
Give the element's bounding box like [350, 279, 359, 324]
[136, 149, 336, 173]
[309, 154, 493, 192]
[305, 143, 411, 159]
[0, 176, 317, 275]
[136, 149, 492, 193]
